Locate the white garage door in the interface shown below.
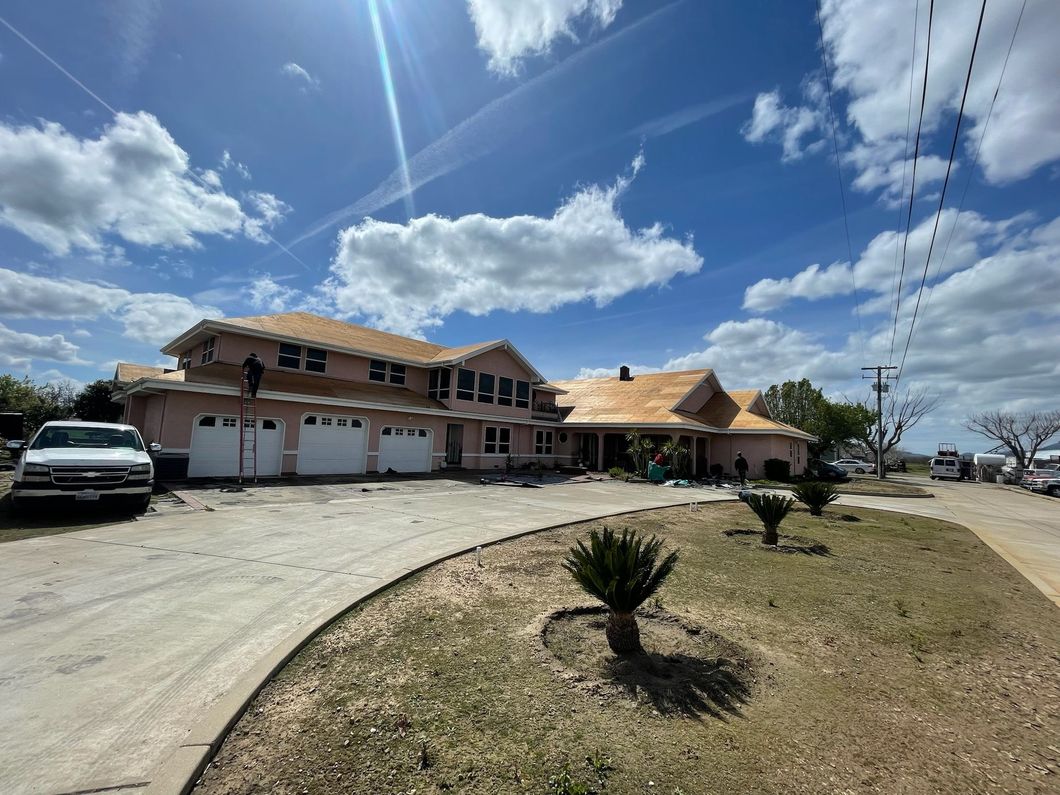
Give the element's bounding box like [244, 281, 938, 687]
[377, 426, 432, 473]
[188, 416, 284, 478]
[297, 414, 367, 475]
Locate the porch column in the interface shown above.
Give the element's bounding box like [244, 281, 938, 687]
[596, 431, 606, 471]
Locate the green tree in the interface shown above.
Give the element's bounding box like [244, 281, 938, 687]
[0, 374, 78, 437]
[563, 527, 679, 654]
[765, 379, 873, 459]
[73, 380, 123, 423]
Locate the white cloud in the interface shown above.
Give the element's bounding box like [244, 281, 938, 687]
[220, 149, 252, 180]
[248, 275, 301, 313]
[744, 0, 1060, 194]
[742, 209, 1028, 312]
[0, 322, 83, 368]
[325, 157, 701, 336]
[280, 62, 320, 91]
[466, 0, 622, 75]
[243, 191, 292, 243]
[741, 88, 825, 161]
[0, 112, 287, 255]
[575, 364, 655, 379]
[631, 94, 749, 139]
[0, 267, 220, 345]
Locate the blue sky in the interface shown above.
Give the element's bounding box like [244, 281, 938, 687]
[1, 0, 1058, 454]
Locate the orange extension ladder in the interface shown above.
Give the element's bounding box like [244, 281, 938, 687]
[238, 374, 257, 483]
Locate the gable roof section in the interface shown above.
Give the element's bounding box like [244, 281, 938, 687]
[551, 371, 811, 437]
[160, 312, 549, 382]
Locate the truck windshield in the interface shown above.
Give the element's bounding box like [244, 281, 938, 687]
[30, 426, 144, 451]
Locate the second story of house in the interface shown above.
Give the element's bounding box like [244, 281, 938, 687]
[157, 312, 566, 422]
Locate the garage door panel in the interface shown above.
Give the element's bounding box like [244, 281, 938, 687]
[189, 416, 283, 478]
[297, 415, 367, 475]
[377, 426, 432, 473]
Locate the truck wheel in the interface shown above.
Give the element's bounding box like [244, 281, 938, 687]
[1049, 485, 1059, 498]
[8, 495, 23, 517]
[130, 494, 151, 514]
[854, 468, 865, 474]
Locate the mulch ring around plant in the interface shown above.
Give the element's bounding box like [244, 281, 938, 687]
[722, 528, 831, 556]
[533, 605, 757, 721]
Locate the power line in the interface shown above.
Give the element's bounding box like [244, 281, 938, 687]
[890, 0, 934, 362]
[888, 0, 920, 364]
[897, 0, 989, 384]
[0, 13, 312, 272]
[814, 0, 865, 358]
[910, 0, 1026, 343]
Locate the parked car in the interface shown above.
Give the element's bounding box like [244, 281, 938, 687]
[929, 457, 963, 481]
[1020, 468, 1058, 490]
[831, 458, 876, 475]
[8, 421, 160, 514]
[807, 459, 850, 482]
[1033, 476, 1060, 497]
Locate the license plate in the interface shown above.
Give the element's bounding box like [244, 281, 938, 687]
[75, 490, 100, 501]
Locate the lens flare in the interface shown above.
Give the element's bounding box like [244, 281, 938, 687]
[367, 0, 414, 218]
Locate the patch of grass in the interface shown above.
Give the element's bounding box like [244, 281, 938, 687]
[196, 504, 1060, 795]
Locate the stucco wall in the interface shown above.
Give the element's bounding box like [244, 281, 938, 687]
[450, 347, 535, 420]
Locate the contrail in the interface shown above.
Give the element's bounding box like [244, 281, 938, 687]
[285, 1, 684, 249]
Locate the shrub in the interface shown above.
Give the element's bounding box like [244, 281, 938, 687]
[608, 466, 627, 480]
[661, 440, 691, 478]
[563, 527, 679, 653]
[763, 458, 791, 482]
[744, 492, 795, 545]
[791, 481, 840, 516]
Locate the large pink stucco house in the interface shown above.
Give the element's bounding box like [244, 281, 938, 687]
[113, 312, 812, 479]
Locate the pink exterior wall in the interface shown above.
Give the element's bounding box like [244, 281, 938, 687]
[215, 332, 430, 394]
[139, 394, 166, 445]
[715, 434, 805, 478]
[450, 347, 535, 420]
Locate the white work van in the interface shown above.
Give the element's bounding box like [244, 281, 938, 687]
[929, 457, 963, 481]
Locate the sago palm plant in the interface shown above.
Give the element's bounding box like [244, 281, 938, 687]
[563, 527, 679, 654]
[791, 481, 840, 516]
[744, 492, 795, 545]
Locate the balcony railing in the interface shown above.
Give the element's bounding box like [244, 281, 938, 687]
[532, 400, 559, 416]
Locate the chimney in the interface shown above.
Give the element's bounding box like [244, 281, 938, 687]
[619, 365, 632, 381]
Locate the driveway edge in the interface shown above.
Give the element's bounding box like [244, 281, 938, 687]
[144, 494, 725, 795]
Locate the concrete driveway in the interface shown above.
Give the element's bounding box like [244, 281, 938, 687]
[0, 480, 723, 795]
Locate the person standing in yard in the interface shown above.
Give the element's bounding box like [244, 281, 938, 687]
[734, 451, 749, 486]
[242, 352, 265, 398]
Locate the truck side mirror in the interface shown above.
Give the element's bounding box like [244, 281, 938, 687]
[5, 440, 25, 450]
[148, 442, 162, 453]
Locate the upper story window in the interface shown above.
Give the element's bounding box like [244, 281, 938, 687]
[477, 372, 495, 404]
[515, 380, 530, 409]
[428, 368, 451, 401]
[497, 377, 514, 407]
[305, 348, 327, 373]
[278, 343, 301, 369]
[369, 359, 406, 384]
[179, 351, 192, 370]
[201, 336, 216, 365]
[456, 368, 475, 401]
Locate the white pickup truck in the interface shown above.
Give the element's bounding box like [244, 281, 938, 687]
[8, 421, 160, 514]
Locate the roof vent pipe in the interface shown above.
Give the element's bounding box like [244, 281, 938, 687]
[619, 365, 632, 381]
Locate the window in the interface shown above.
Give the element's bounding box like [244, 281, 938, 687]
[321, 417, 333, 426]
[535, 430, 553, 455]
[515, 380, 530, 409]
[498, 376, 513, 406]
[262, 420, 277, 430]
[389, 363, 406, 385]
[483, 426, 511, 455]
[478, 372, 495, 404]
[456, 368, 476, 401]
[382, 427, 392, 436]
[428, 368, 451, 401]
[179, 351, 191, 370]
[304, 415, 317, 425]
[558, 432, 568, 443]
[201, 336, 216, 365]
[369, 360, 387, 382]
[222, 417, 237, 428]
[198, 416, 216, 427]
[278, 343, 301, 369]
[337, 418, 348, 427]
[305, 348, 327, 373]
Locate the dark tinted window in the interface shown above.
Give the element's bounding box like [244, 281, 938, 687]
[478, 372, 495, 403]
[456, 368, 475, 401]
[498, 376, 513, 406]
[305, 348, 327, 373]
[278, 343, 301, 369]
[515, 380, 530, 409]
[389, 363, 406, 385]
[369, 360, 387, 381]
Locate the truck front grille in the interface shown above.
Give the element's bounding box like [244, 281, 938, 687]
[50, 466, 130, 485]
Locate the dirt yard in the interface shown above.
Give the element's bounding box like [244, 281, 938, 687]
[195, 503, 1060, 795]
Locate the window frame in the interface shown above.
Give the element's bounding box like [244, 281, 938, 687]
[277, 342, 302, 370]
[389, 363, 406, 385]
[535, 429, 553, 455]
[428, 368, 451, 401]
[456, 368, 476, 401]
[477, 372, 496, 404]
[515, 380, 530, 409]
[497, 376, 514, 407]
[305, 347, 328, 373]
[201, 336, 216, 365]
[368, 360, 388, 382]
[484, 426, 511, 455]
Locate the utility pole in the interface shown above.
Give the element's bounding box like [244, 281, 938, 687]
[862, 365, 897, 480]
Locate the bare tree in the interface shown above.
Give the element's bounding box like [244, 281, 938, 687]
[852, 389, 940, 473]
[963, 410, 1060, 467]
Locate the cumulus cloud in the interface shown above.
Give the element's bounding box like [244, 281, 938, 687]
[243, 191, 293, 243]
[280, 62, 320, 91]
[220, 149, 252, 180]
[743, 0, 1060, 195]
[741, 88, 825, 161]
[467, 0, 622, 75]
[575, 364, 655, 379]
[0, 322, 83, 369]
[325, 158, 701, 336]
[0, 112, 286, 255]
[0, 267, 220, 345]
[248, 275, 301, 313]
[742, 209, 1027, 312]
